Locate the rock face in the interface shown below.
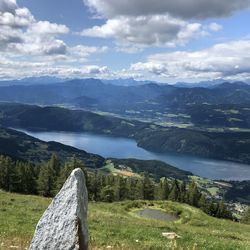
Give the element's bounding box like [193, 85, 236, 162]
[29, 168, 88, 250]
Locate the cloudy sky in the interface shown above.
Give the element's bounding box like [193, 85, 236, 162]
[0, 0, 250, 83]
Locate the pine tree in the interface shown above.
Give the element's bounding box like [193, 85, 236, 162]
[168, 179, 180, 202]
[242, 207, 250, 224]
[198, 194, 210, 214]
[153, 183, 162, 200]
[23, 162, 37, 194]
[216, 200, 232, 219]
[0, 155, 38, 194]
[187, 181, 200, 207]
[179, 181, 187, 203]
[134, 179, 144, 200]
[0, 156, 21, 192]
[100, 185, 115, 202]
[37, 164, 51, 197]
[113, 176, 128, 201]
[88, 171, 102, 201]
[56, 161, 74, 191]
[207, 199, 217, 217]
[49, 154, 61, 176]
[143, 175, 154, 200]
[37, 155, 61, 197]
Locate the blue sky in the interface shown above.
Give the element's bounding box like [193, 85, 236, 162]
[1, 0, 250, 83]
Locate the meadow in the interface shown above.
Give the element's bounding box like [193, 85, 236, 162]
[0, 190, 250, 250]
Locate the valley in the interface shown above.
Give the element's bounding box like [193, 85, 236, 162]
[16, 128, 250, 180]
[0, 80, 250, 207]
[0, 102, 250, 165]
[1, 1, 250, 249]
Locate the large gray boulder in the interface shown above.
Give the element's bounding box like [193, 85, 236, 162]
[29, 168, 88, 250]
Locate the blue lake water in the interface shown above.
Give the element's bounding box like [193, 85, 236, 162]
[17, 129, 250, 180]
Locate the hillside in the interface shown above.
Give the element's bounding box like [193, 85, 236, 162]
[137, 128, 250, 164]
[0, 103, 144, 137]
[0, 127, 191, 180]
[0, 191, 249, 250]
[1, 103, 250, 164]
[0, 80, 250, 110]
[0, 126, 104, 168]
[0, 80, 250, 128]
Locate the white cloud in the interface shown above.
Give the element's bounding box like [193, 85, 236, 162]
[70, 45, 108, 57]
[0, 0, 17, 13]
[208, 22, 223, 32]
[0, 25, 23, 49]
[0, 60, 111, 80]
[81, 15, 206, 48]
[28, 21, 69, 35]
[130, 40, 250, 81]
[84, 0, 250, 19]
[82, 0, 231, 49]
[0, 8, 34, 28]
[0, 0, 69, 56]
[0, 0, 110, 79]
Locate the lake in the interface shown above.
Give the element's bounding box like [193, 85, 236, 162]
[17, 129, 250, 180]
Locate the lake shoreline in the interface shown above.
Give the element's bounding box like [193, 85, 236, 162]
[13, 128, 250, 181]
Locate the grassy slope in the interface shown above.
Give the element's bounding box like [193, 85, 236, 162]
[0, 127, 104, 167]
[0, 190, 250, 250]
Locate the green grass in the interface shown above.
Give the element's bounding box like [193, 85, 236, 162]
[189, 176, 211, 185]
[0, 190, 50, 249]
[1, 190, 250, 250]
[207, 187, 220, 196]
[100, 161, 140, 177]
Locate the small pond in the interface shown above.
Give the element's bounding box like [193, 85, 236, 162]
[134, 208, 179, 222]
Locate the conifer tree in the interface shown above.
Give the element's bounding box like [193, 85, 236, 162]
[134, 179, 144, 200]
[168, 179, 180, 202]
[242, 207, 250, 224]
[198, 194, 209, 214]
[216, 200, 232, 219]
[56, 161, 75, 191]
[179, 181, 187, 203]
[88, 171, 102, 201]
[100, 185, 115, 202]
[143, 175, 154, 200]
[187, 181, 200, 206]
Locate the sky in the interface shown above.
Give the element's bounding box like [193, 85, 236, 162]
[0, 0, 250, 83]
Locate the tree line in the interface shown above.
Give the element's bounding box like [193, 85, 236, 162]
[0, 154, 232, 220]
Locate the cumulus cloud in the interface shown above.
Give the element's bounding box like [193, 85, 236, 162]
[70, 45, 108, 57]
[81, 15, 208, 47]
[0, 0, 69, 56]
[0, 0, 17, 13]
[0, 26, 23, 49]
[84, 0, 250, 19]
[0, 0, 110, 79]
[130, 40, 250, 81]
[82, 0, 231, 49]
[0, 8, 34, 28]
[0, 59, 111, 79]
[208, 22, 223, 32]
[28, 21, 69, 35]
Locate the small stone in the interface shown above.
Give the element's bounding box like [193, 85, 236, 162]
[29, 168, 88, 250]
[162, 232, 181, 239]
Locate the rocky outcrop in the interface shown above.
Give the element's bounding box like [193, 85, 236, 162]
[29, 168, 88, 250]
